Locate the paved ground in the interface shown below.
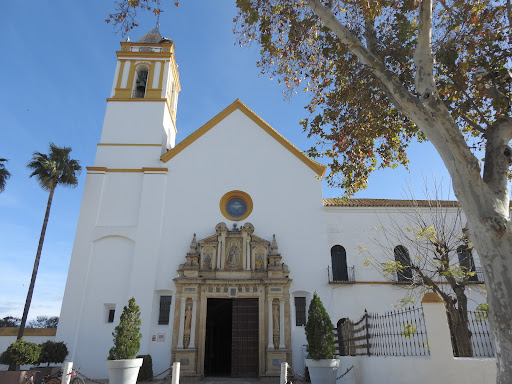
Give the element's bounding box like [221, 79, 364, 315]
[81, 378, 281, 384]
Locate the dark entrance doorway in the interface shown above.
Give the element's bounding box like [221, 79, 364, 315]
[204, 298, 259, 378]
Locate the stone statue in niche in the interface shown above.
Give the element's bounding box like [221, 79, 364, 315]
[273, 303, 280, 349]
[183, 302, 193, 349]
[184, 303, 193, 335]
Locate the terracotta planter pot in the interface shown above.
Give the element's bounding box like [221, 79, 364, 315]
[305, 358, 340, 384]
[106, 358, 143, 384]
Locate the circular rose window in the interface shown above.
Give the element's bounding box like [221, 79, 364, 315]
[220, 190, 253, 221]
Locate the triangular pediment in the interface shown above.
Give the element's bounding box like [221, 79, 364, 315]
[160, 99, 326, 178]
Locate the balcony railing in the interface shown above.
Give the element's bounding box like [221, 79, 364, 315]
[328, 265, 355, 283]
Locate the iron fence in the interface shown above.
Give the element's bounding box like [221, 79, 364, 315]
[454, 310, 495, 357]
[337, 307, 430, 357]
[327, 266, 356, 283]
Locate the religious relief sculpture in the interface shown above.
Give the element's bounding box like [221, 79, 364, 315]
[177, 223, 289, 277]
[225, 238, 242, 270]
[272, 301, 280, 349]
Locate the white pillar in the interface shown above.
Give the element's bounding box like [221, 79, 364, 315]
[171, 362, 180, 384]
[268, 299, 274, 349]
[216, 241, 221, 270]
[189, 297, 198, 348]
[177, 297, 186, 349]
[421, 292, 453, 361]
[281, 362, 288, 384]
[279, 297, 286, 349]
[62, 362, 73, 384]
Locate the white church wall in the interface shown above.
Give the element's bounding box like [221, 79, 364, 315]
[100, 102, 169, 147]
[96, 172, 143, 226]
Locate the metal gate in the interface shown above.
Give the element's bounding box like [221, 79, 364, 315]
[231, 298, 259, 377]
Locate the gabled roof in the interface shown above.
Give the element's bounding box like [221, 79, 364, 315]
[323, 198, 459, 207]
[160, 99, 327, 178]
[136, 28, 163, 43]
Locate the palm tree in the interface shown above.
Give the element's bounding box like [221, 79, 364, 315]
[0, 158, 11, 192]
[17, 144, 81, 340]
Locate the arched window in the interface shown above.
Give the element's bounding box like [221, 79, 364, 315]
[457, 245, 478, 282]
[132, 64, 149, 98]
[331, 245, 348, 282]
[394, 245, 412, 283]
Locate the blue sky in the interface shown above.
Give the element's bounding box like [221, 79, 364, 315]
[0, 1, 453, 320]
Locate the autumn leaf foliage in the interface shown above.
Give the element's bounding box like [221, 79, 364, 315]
[235, 0, 510, 195]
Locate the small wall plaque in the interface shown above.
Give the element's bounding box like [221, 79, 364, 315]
[180, 358, 189, 365]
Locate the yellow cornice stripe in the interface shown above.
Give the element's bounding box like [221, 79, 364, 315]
[0, 328, 57, 337]
[86, 167, 168, 173]
[97, 143, 161, 147]
[116, 51, 172, 59]
[160, 99, 327, 178]
[106, 98, 167, 102]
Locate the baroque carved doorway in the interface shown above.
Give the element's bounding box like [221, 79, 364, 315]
[172, 222, 292, 379]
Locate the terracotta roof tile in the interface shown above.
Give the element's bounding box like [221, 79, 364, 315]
[323, 198, 459, 208]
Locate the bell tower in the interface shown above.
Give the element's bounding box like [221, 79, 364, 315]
[95, 28, 181, 169]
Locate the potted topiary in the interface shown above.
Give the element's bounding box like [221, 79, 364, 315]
[106, 297, 143, 384]
[304, 292, 339, 384]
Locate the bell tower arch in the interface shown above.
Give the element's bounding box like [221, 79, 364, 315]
[97, 27, 181, 170]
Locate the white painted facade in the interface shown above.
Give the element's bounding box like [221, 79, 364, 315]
[55, 30, 490, 380]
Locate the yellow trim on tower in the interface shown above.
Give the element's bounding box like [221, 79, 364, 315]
[220, 190, 254, 221]
[116, 51, 173, 59]
[106, 98, 167, 102]
[160, 99, 327, 178]
[116, 60, 126, 90]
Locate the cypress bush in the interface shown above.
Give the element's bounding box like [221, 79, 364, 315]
[304, 292, 335, 360]
[108, 297, 142, 360]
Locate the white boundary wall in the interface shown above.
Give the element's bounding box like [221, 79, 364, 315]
[0, 329, 56, 371]
[334, 294, 496, 384]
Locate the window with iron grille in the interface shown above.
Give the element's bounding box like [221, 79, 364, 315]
[108, 309, 115, 323]
[295, 297, 306, 326]
[158, 295, 172, 325]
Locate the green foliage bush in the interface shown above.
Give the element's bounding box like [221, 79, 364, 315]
[304, 292, 335, 360]
[38, 341, 68, 366]
[0, 338, 41, 368]
[136, 354, 153, 381]
[108, 297, 142, 360]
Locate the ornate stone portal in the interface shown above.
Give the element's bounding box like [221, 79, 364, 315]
[172, 223, 292, 379]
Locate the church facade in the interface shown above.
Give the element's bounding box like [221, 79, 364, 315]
[55, 29, 485, 379]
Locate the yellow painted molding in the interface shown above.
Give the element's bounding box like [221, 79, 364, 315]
[160, 99, 327, 178]
[0, 328, 57, 336]
[219, 190, 254, 221]
[116, 51, 173, 59]
[116, 60, 126, 90]
[142, 167, 168, 172]
[86, 167, 108, 172]
[421, 292, 443, 303]
[107, 98, 167, 102]
[97, 143, 161, 147]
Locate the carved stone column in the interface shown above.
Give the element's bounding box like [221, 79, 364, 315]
[279, 297, 285, 349]
[267, 298, 274, 349]
[177, 297, 186, 349]
[189, 297, 197, 348]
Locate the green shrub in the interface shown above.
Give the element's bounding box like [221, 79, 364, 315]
[136, 354, 153, 381]
[0, 338, 41, 370]
[108, 297, 142, 360]
[304, 292, 335, 360]
[38, 341, 68, 366]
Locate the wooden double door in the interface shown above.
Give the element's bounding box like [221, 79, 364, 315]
[204, 298, 259, 377]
